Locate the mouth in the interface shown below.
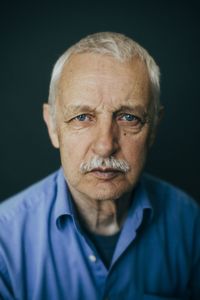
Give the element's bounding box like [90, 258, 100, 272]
[89, 168, 123, 180]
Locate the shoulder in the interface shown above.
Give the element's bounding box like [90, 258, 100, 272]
[141, 173, 200, 217]
[0, 170, 60, 224]
[141, 174, 200, 257]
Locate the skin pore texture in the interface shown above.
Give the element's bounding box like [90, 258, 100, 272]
[43, 53, 157, 235]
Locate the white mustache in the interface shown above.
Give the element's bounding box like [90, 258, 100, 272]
[80, 156, 130, 173]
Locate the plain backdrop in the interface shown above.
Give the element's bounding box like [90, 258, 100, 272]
[0, 0, 200, 203]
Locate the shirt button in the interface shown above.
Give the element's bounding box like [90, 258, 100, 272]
[88, 254, 97, 262]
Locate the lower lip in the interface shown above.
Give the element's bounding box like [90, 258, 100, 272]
[90, 170, 122, 179]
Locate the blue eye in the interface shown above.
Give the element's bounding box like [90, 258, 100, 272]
[75, 114, 87, 121]
[121, 114, 137, 121]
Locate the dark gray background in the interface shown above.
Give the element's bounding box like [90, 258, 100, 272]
[0, 1, 200, 202]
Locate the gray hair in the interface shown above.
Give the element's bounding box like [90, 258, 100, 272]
[80, 156, 130, 174]
[48, 32, 161, 123]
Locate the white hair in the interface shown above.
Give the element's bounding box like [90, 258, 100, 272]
[48, 32, 161, 123]
[80, 156, 130, 174]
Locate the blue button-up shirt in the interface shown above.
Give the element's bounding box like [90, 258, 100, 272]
[0, 168, 200, 300]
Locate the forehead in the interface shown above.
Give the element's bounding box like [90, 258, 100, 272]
[57, 53, 151, 109]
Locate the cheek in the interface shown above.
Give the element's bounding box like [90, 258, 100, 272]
[60, 138, 79, 164]
[58, 131, 90, 168]
[122, 132, 149, 165]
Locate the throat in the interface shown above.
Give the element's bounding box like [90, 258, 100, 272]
[73, 194, 132, 236]
[94, 202, 120, 235]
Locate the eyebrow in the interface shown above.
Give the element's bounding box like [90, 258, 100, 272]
[114, 105, 148, 115]
[63, 104, 149, 117]
[63, 105, 95, 117]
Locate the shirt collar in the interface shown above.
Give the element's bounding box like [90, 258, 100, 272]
[54, 168, 75, 228]
[130, 176, 153, 216]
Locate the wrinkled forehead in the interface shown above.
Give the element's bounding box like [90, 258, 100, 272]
[56, 53, 152, 108]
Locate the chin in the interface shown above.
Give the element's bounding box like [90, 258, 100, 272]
[84, 183, 133, 201]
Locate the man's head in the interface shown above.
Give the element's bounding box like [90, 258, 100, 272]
[43, 32, 162, 202]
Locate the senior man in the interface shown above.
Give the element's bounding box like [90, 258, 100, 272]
[0, 32, 199, 300]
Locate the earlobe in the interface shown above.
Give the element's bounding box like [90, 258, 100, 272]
[43, 103, 60, 149]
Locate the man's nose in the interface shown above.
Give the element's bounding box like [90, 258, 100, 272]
[92, 119, 120, 158]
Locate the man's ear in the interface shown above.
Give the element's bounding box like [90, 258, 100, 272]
[149, 106, 164, 147]
[43, 103, 59, 149]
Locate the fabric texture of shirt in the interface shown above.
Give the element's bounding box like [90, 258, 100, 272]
[0, 168, 199, 300]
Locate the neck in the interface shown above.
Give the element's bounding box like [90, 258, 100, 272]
[71, 192, 132, 236]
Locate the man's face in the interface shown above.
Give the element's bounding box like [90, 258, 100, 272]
[44, 53, 155, 202]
